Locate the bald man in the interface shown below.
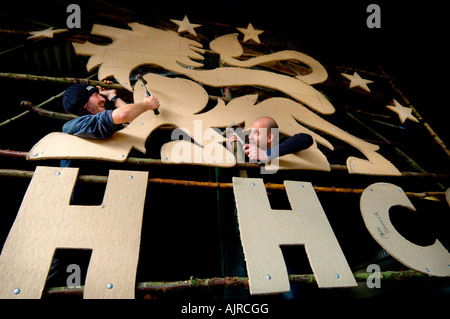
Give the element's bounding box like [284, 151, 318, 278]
[228, 117, 314, 163]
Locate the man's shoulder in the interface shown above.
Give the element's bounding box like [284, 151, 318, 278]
[62, 114, 95, 134]
[62, 110, 120, 139]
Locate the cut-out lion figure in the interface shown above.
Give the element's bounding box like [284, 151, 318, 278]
[28, 22, 400, 176]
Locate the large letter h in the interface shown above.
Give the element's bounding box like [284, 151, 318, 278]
[0, 166, 148, 299]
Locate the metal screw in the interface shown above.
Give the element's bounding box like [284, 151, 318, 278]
[33, 153, 39, 157]
[120, 155, 125, 158]
[13, 288, 20, 295]
[128, 175, 133, 179]
[335, 274, 340, 279]
[425, 268, 430, 273]
[266, 275, 271, 280]
[107, 283, 113, 289]
[251, 183, 255, 186]
[300, 184, 304, 188]
[163, 156, 168, 160]
[55, 172, 61, 176]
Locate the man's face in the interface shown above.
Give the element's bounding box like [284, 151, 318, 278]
[84, 92, 106, 115]
[249, 120, 271, 150]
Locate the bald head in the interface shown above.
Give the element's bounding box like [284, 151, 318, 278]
[254, 117, 278, 131]
[249, 117, 279, 150]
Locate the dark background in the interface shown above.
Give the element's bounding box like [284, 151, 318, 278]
[0, 0, 448, 308]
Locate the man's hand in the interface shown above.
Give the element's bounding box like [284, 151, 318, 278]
[225, 125, 238, 143]
[97, 80, 117, 100]
[244, 143, 270, 163]
[143, 96, 160, 111]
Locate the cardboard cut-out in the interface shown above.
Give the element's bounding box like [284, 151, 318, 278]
[28, 75, 236, 168]
[28, 73, 400, 175]
[72, 23, 334, 115]
[196, 91, 398, 175]
[64, 23, 401, 175]
[209, 33, 328, 85]
[0, 166, 148, 299]
[236, 23, 264, 43]
[386, 99, 419, 124]
[26, 22, 401, 175]
[360, 183, 450, 277]
[233, 177, 357, 294]
[341, 72, 373, 93]
[27, 27, 68, 40]
[170, 15, 201, 36]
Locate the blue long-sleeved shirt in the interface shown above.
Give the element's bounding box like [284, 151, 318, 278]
[62, 109, 122, 139]
[60, 110, 123, 167]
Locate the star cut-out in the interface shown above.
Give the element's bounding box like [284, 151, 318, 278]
[170, 15, 201, 37]
[386, 99, 419, 124]
[27, 27, 68, 40]
[341, 72, 374, 92]
[236, 23, 264, 43]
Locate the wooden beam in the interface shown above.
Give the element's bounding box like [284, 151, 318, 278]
[0, 72, 124, 90]
[2, 150, 450, 179]
[44, 270, 428, 297]
[0, 168, 447, 199]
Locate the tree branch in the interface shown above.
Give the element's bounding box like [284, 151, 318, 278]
[44, 270, 428, 297]
[0, 72, 124, 90]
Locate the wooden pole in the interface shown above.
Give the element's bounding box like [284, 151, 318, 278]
[0, 168, 446, 199]
[21, 101, 76, 120]
[0, 110, 30, 128]
[44, 270, 427, 297]
[1, 149, 450, 179]
[0, 72, 124, 90]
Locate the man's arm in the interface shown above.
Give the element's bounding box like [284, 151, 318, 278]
[244, 133, 314, 163]
[267, 133, 314, 159]
[111, 96, 160, 124]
